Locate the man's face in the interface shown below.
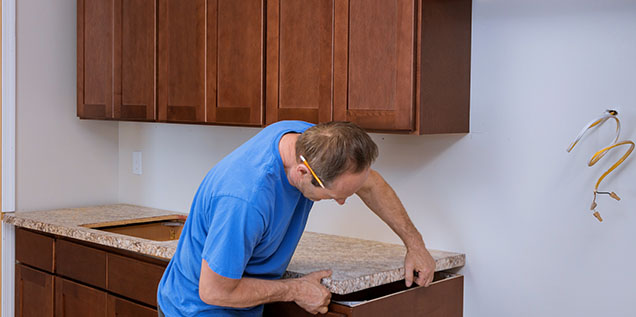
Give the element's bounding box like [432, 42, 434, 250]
[300, 168, 370, 205]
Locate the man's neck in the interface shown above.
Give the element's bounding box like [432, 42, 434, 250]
[279, 133, 300, 188]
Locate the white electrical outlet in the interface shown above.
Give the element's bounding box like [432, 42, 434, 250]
[132, 152, 142, 175]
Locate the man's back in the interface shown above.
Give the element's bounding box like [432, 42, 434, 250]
[157, 121, 314, 316]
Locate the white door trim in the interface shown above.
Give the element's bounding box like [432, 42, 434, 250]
[2, 0, 17, 315]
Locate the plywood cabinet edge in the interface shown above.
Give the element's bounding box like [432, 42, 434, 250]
[415, 0, 472, 135]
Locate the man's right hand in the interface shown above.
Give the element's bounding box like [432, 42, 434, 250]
[292, 270, 332, 315]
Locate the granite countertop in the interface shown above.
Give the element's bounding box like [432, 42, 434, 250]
[3, 204, 465, 294]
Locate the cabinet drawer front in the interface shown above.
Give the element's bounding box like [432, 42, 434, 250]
[107, 253, 166, 306]
[107, 294, 157, 317]
[331, 273, 463, 317]
[16, 228, 55, 273]
[56, 239, 107, 288]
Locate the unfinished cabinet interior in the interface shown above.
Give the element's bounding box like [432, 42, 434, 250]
[77, 0, 156, 121]
[15, 228, 165, 316]
[78, 0, 471, 133]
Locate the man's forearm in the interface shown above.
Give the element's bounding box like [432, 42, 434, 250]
[357, 170, 426, 249]
[200, 275, 297, 308]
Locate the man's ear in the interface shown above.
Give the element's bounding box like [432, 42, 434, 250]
[297, 164, 309, 176]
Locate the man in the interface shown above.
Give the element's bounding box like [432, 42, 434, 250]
[157, 120, 436, 316]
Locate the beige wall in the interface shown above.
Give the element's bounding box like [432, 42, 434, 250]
[16, 0, 118, 211]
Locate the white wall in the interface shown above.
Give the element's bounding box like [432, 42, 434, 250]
[113, 0, 636, 316]
[16, 0, 119, 211]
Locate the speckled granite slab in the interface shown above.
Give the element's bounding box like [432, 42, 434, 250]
[3, 204, 183, 259]
[285, 232, 464, 294]
[3, 204, 465, 294]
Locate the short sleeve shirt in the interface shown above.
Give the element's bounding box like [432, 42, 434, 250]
[157, 121, 314, 316]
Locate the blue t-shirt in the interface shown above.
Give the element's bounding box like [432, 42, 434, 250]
[157, 121, 315, 316]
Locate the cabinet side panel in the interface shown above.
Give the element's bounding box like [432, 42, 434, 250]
[418, 0, 471, 134]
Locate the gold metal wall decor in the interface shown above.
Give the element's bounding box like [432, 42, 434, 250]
[567, 110, 634, 222]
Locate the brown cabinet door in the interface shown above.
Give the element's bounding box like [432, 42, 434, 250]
[208, 0, 264, 125]
[77, 0, 114, 119]
[158, 0, 206, 122]
[15, 264, 54, 317]
[107, 294, 157, 317]
[114, 0, 156, 120]
[334, 0, 415, 132]
[266, 0, 333, 125]
[55, 276, 108, 316]
[78, 0, 155, 121]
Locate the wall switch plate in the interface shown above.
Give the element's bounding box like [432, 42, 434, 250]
[132, 152, 142, 175]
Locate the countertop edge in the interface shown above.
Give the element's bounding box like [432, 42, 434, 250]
[4, 213, 175, 260]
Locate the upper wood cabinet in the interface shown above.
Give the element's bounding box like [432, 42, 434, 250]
[77, 0, 156, 121]
[78, 0, 471, 133]
[333, 0, 471, 133]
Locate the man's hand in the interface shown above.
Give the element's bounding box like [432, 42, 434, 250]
[404, 245, 436, 287]
[293, 270, 332, 314]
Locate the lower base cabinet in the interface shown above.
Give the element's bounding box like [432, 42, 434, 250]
[15, 228, 162, 317]
[15, 228, 463, 317]
[264, 272, 463, 317]
[16, 263, 159, 317]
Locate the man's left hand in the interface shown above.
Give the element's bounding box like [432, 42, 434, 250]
[404, 244, 436, 287]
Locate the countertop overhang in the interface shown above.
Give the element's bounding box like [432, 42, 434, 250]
[3, 204, 465, 294]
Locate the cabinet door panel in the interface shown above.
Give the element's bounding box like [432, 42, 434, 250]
[158, 0, 206, 122]
[208, 0, 263, 125]
[115, 0, 156, 120]
[15, 264, 54, 317]
[78, 0, 114, 119]
[266, 0, 333, 124]
[334, 0, 415, 131]
[107, 294, 157, 317]
[55, 276, 107, 316]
